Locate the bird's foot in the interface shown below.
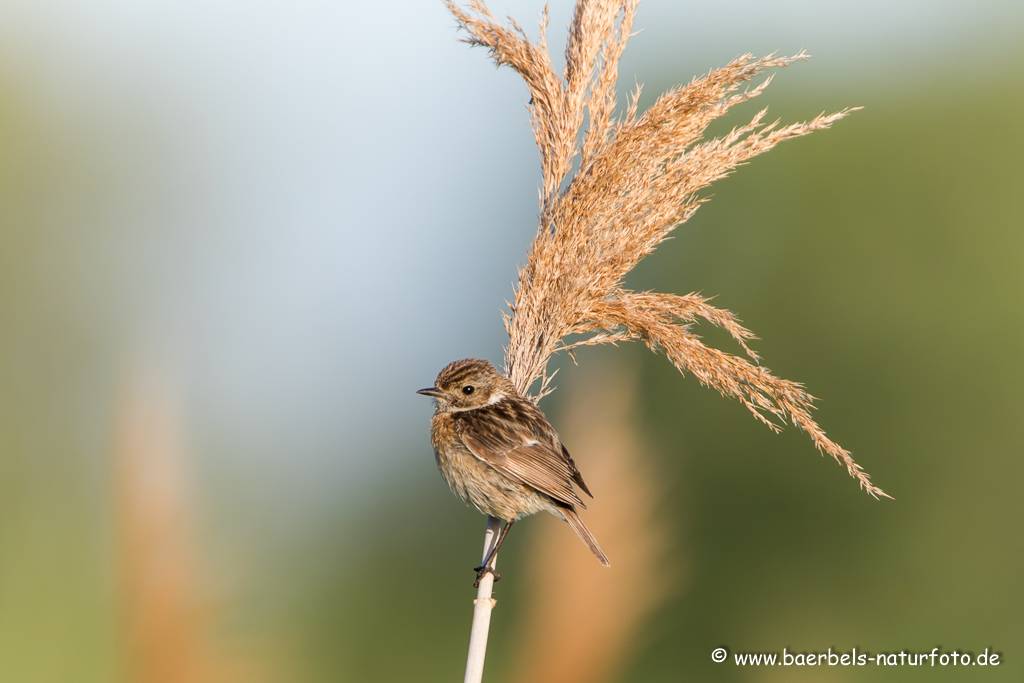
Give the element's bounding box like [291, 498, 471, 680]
[472, 564, 501, 588]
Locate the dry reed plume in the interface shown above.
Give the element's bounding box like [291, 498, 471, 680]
[447, 0, 887, 499]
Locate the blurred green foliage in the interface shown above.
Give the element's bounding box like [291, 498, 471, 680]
[0, 73, 118, 681]
[622, 62, 1024, 683]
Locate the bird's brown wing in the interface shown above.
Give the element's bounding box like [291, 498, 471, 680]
[455, 402, 585, 509]
[562, 443, 593, 498]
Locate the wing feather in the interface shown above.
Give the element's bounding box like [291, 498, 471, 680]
[455, 401, 586, 508]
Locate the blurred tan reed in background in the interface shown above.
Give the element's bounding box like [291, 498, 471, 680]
[113, 358, 270, 683]
[447, 0, 886, 498]
[512, 356, 679, 683]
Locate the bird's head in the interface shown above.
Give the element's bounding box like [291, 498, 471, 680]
[416, 358, 516, 413]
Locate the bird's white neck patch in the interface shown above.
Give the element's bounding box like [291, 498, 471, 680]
[444, 392, 508, 413]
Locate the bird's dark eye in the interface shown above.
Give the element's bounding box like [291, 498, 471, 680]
[462, 385, 475, 395]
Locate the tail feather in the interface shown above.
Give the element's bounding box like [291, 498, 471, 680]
[558, 504, 610, 567]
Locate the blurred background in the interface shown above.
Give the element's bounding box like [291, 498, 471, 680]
[0, 0, 1021, 681]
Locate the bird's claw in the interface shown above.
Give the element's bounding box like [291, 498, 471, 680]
[472, 564, 501, 588]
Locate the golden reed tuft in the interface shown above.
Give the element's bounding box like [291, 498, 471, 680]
[445, 0, 888, 499]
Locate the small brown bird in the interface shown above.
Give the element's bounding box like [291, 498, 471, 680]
[417, 358, 609, 585]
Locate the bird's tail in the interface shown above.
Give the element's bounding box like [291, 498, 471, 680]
[558, 504, 610, 567]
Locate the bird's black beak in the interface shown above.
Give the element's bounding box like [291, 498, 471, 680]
[416, 387, 443, 398]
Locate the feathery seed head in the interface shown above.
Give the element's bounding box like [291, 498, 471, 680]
[446, 0, 887, 499]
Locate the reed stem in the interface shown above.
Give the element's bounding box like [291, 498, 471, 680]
[464, 516, 501, 683]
